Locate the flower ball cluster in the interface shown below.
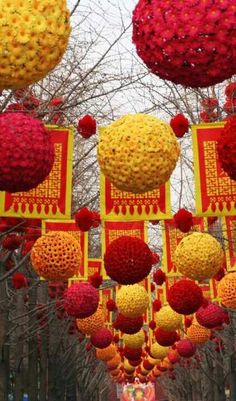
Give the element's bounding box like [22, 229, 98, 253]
[97, 113, 180, 194]
[155, 305, 182, 332]
[104, 236, 153, 284]
[0, 113, 54, 192]
[217, 117, 236, 181]
[76, 305, 105, 335]
[63, 282, 99, 318]
[187, 322, 211, 344]
[217, 272, 236, 309]
[31, 231, 82, 281]
[167, 279, 203, 315]
[174, 232, 224, 280]
[116, 284, 149, 318]
[0, 0, 71, 89]
[123, 330, 145, 349]
[132, 0, 236, 88]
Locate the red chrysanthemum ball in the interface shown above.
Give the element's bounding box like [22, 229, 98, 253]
[200, 97, 218, 112]
[167, 350, 180, 364]
[217, 116, 236, 181]
[132, 0, 236, 88]
[223, 99, 236, 114]
[170, 114, 189, 138]
[195, 303, 228, 329]
[106, 299, 117, 312]
[104, 236, 153, 285]
[75, 208, 101, 231]
[49, 97, 64, 107]
[113, 313, 143, 334]
[200, 111, 217, 123]
[12, 272, 28, 289]
[64, 282, 99, 318]
[173, 208, 193, 233]
[225, 82, 236, 99]
[154, 328, 179, 346]
[91, 328, 113, 349]
[2, 234, 22, 250]
[176, 339, 196, 358]
[153, 270, 166, 286]
[0, 113, 54, 192]
[124, 347, 142, 361]
[167, 279, 203, 315]
[89, 272, 103, 288]
[153, 299, 162, 312]
[77, 115, 97, 139]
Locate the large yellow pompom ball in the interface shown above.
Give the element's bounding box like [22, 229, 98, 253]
[96, 344, 117, 361]
[76, 305, 105, 335]
[0, 0, 71, 89]
[174, 232, 224, 280]
[187, 322, 211, 344]
[97, 113, 180, 194]
[150, 342, 169, 359]
[31, 231, 82, 281]
[155, 305, 182, 332]
[123, 330, 145, 349]
[116, 284, 149, 318]
[217, 272, 236, 309]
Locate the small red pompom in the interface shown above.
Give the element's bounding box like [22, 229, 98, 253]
[176, 339, 196, 358]
[2, 234, 22, 250]
[153, 299, 162, 312]
[217, 116, 236, 181]
[184, 317, 193, 328]
[75, 208, 101, 232]
[167, 279, 203, 315]
[113, 313, 143, 334]
[64, 282, 99, 318]
[113, 334, 119, 343]
[155, 328, 179, 346]
[150, 283, 155, 292]
[153, 270, 166, 286]
[173, 208, 193, 233]
[104, 236, 153, 285]
[170, 114, 189, 138]
[91, 328, 113, 349]
[151, 252, 160, 265]
[223, 99, 236, 114]
[149, 320, 156, 330]
[106, 299, 117, 312]
[225, 82, 236, 99]
[89, 272, 103, 288]
[49, 97, 64, 107]
[21, 240, 35, 256]
[200, 111, 217, 123]
[124, 347, 142, 361]
[12, 272, 28, 289]
[196, 303, 228, 329]
[213, 265, 226, 281]
[77, 115, 97, 139]
[200, 97, 218, 112]
[143, 360, 153, 371]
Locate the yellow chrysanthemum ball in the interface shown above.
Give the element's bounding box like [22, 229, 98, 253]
[155, 305, 182, 332]
[0, 0, 71, 89]
[97, 113, 180, 194]
[123, 330, 145, 349]
[174, 232, 224, 281]
[150, 342, 169, 359]
[187, 322, 211, 344]
[96, 344, 117, 362]
[217, 272, 236, 309]
[124, 359, 135, 372]
[116, 284, 149, 318]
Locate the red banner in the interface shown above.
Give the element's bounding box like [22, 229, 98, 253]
[223, 216, 236, 271]
[88, 259, 102, 277]
[101, 287, 114, 324]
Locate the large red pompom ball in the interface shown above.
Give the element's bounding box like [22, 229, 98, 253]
[77, 115, 97, 139]
[170, 114, 189, 138]
[132, 0, 236, 88]
[64, 283, 99, 318]
[91, 328, 113, 349]
[217, 116, 236, 181]
[104, 236, 153, 285]
[168, 279, 203, 315]
[195, 303, 228, 329]
[154, 328, 179, 346]
[124, 347, 142, 361]
[176, 340, 196, 358]
[113, 313, 143, 334]
[173, 209, 193, 233]
[0, 113, 54, 192]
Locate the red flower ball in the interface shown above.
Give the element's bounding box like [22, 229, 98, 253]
[89, 272, 103, 288]
[152, 252, 160, 265]
[200, 111, 217, 123]
[170, 114, 189, 138]
[49, 97, 64, 107]
[12, 272, 28, 289]
[64, 282, 99, 318]
[22, 240, 35, 256]
[150, 283, 155, 292]
[225, 82, 236, 99]
[184, 317, 193, 329]
[113, 313, 143, 334]
[75, 208, 101, 232]
[0, 113, 54, 192]
[217, 116, 236, 181]
[195, 303, 228, 329]
[106, 299, 117, 312]
[104, 236, 153, 285]
[168, 350, 180, 364]
[153, 270, 166, 286]
[176, 339, 196, 358]
[167, 279, 203, 315]
[200, 97, 218, 112]
[129, 359, 142, 367]
[113, 334, 119, 343]
[91, 328, 113, 349]
[223, 99, 236, 114]
[2, 234, 22, 250]
[132, 0, 236, 88]
[149, 320, 156, 331]
[173, 208, 193, 233]
[154, 328, 179, 346]
[143, 360, 153, 371]
[124, 347, 142, 361]
[77, 115, 97, 139]
[153, 299, 162, 312]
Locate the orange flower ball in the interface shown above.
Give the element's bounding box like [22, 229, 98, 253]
[187, 322, 211, 344]
[96, 344, 117, 361]
[107, 353, 122, 370]
[76, 305, 105, 335]
[217, 272, 236, 309]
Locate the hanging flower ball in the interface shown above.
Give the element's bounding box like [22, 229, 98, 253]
[176, 340, 196, 358]
[153, 299, 162, 312]
[106, 299, 117, 312]
[0, 0, 70, 89]
[2, 234, 22, 250]
[0, 113, 54, 192]
[124, 359, 135, 373]
[170, 114, 189, 138]
[123, 330, 145, 349]
[97, 113, 180, 194]
[75, 208, 101, 231]
[217, 272, 236, 309]
[77, 115, 97, 139]
[132, 0, 236, 88]
[195, 303, 228, 329]
[217, 116, 236, 181]
[154, 328, 179, 347]
[124, 347, 142, 361]
[96, 344, 117, 362]
[150, 342, 169, 360]
[167, 350, 180, 364]
[187, 322, 211, 344]
[104, 236, 153, 285]
[116, 284, 149, 318]
[12, 272, 28, 289]
[173, 209, 193, 233]
[200, 111, 217, 123]
[91, 328, 113, 349]
[129, 359, 142, 367]
[107, 353, 122, 370]
[168, 279, 203, 315]
[225, 82, 236, 99]
[76, 305, 105, 335]
[155, 305, 182, 332]
[64, 282, 99, 319]
[200, 98, 218, 112]
[173, 232, 224, 280]
[31, 231, 82, 281]
[153, 269, 166, 286]
[113, 313, 143, 334]
[149, 320, 157, 331]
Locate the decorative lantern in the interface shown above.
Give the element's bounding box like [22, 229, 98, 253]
[196, 303, 228, 328]
[168, 279, 203, 315]
[176, 339, 196, 358]
[217, 116, 236, 181]
[76, 305, 105, 335]
[174, 232, 224, 280]
[155, 305, 182, 331]
[64, 282, 99, 318]
[217, 272, 236, 309]
[97, 113, 180, 194]
[31, 231, 81, 281]
[91, 328, 113, 349]
[113, 313, 143, 334]
[104, 236, 153, 284]
[116, 284, 149, 318]
[132, 0, 236, 88]
[96, 344, 117, 362]
[123, 330, 145, 349]
[187, 322, 211, 344]
[150, 342, 169, 360]
[0, 0, 70, 89]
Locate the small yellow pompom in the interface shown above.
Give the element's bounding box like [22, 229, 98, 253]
[155, 305, 182, 331]
[116, 284, 149, 318]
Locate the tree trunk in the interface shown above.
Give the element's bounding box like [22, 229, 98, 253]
[14, 291, 26, 401]
[28, 285, 38, 401]
[38, 283, 48, 401]
[230, 357, 236, 401]
[0, 282, 9, 401]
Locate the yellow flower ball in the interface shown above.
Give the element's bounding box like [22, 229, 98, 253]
[150, 342, 169, 359]
[0, 0, 71, 89]
[123, 330, 145, 349]
[155, 305, 182, 332]
[116, 284, 149, 318]
[217, 272, 236, 309]
[148, 356, 160, 366]
[124, 359, 135, 372]
[97, 113, 180, 194]
[174, 232, 224, 280]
